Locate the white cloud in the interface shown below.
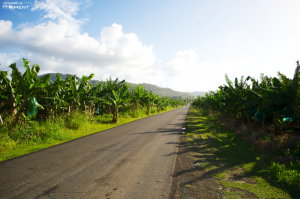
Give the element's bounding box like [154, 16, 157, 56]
[161, 49, 204, 92]
[0, 0, 157, 85]
[164, 49, 199, 77]
[0, 52, 22, 72]
[31, 0, 81, 22]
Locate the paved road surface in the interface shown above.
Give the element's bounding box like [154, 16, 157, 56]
[0, 106, 189, 199]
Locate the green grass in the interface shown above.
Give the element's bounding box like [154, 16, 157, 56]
[185, 106, 300, 199]
[0, 106, 178, 162]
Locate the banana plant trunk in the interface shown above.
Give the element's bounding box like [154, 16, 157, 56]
[227, 109, 230, 122]
[68, 105, 71, 117]
[55, 105, 57, 120]
[92, 106, 95, 119]
[100, 103, 104, 116]
[90, 106, 92, 119]
[51, 108, 54, 121]
[131, 105, 134, 114]
[157, 107, 160, 113]
[290, 104, 300, 123]
[245, 108, 250, 124]
[108, 104, 111, 114]
[112, 107, 118, 123]
[84, 102, 87, 115]
[242, 108, 250, 123]
[131, 104, 137, 115]
[146, 106, 150, 116]
[15, 102, 28, 122]
[232, 109, 237, 119]
[10, 95, 17, 118]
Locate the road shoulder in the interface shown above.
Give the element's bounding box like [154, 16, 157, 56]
[170, 135, 225, 199]
[170, 107, 297, 199]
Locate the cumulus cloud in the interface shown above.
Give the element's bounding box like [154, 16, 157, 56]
[31, 0, 81, 22]
[161, 49, 231, 92]
[164, 49, 199, 77]
[0, 52, 22, 72]
[0, 0, 158, 85]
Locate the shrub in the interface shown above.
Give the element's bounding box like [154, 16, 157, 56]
[270, 161, 300, 186]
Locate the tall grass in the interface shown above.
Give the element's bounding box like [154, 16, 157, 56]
[0, 113, 91, 150]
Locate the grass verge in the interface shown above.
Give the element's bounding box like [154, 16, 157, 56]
[0, 107, 178, 162]
[184, 106, 300, 198]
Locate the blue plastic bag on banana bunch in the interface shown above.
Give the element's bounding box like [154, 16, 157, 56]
[27, 97, 39, 118]
[95, 103, 100, 114]
[254, 110, 265, 121]
[279, 106, 295, 122]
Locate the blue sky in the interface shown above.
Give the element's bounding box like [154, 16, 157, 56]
[1, 0, 300, 92]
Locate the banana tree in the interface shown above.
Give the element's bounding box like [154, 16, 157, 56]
[64, 73, 94, 114]
[141, 91, 157, 115]
[285, 61, 300, 122]
[109, 83, 130, 123]
[0, 70, 15, 117]
[3, 59, 50, 122]
[78, 74, 95, 115]
[64, 75, 80, 113]
[154, 96, 163, 113]
[92, 81, 106, 115]
[46, 73, 69, 117]
[161, 97, 170, 111]
[103, 77, 125, 114]
[130, 85, 146, 113]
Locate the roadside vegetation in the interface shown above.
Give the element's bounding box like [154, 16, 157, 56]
[185, 60, 300, 198]
[0, 58, 186, 162]
[184, 107, 300, 198]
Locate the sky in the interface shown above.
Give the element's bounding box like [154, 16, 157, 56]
[0, 0, 300, 93]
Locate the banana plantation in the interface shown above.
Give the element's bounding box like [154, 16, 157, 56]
[192, 60, 300, 134]
[0, 58, 184, 125]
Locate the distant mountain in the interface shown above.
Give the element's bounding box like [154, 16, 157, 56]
[38, 73, 206, 98]
[128, 83, 193, 98]
[39, 73, 74, 82]
[38, 73, 102, 86]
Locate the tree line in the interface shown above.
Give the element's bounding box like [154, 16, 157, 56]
[192, 60, 300, 134]
[0, 58, 185, 124]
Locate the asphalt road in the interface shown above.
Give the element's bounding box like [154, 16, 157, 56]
[0, 106, 189, 199]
